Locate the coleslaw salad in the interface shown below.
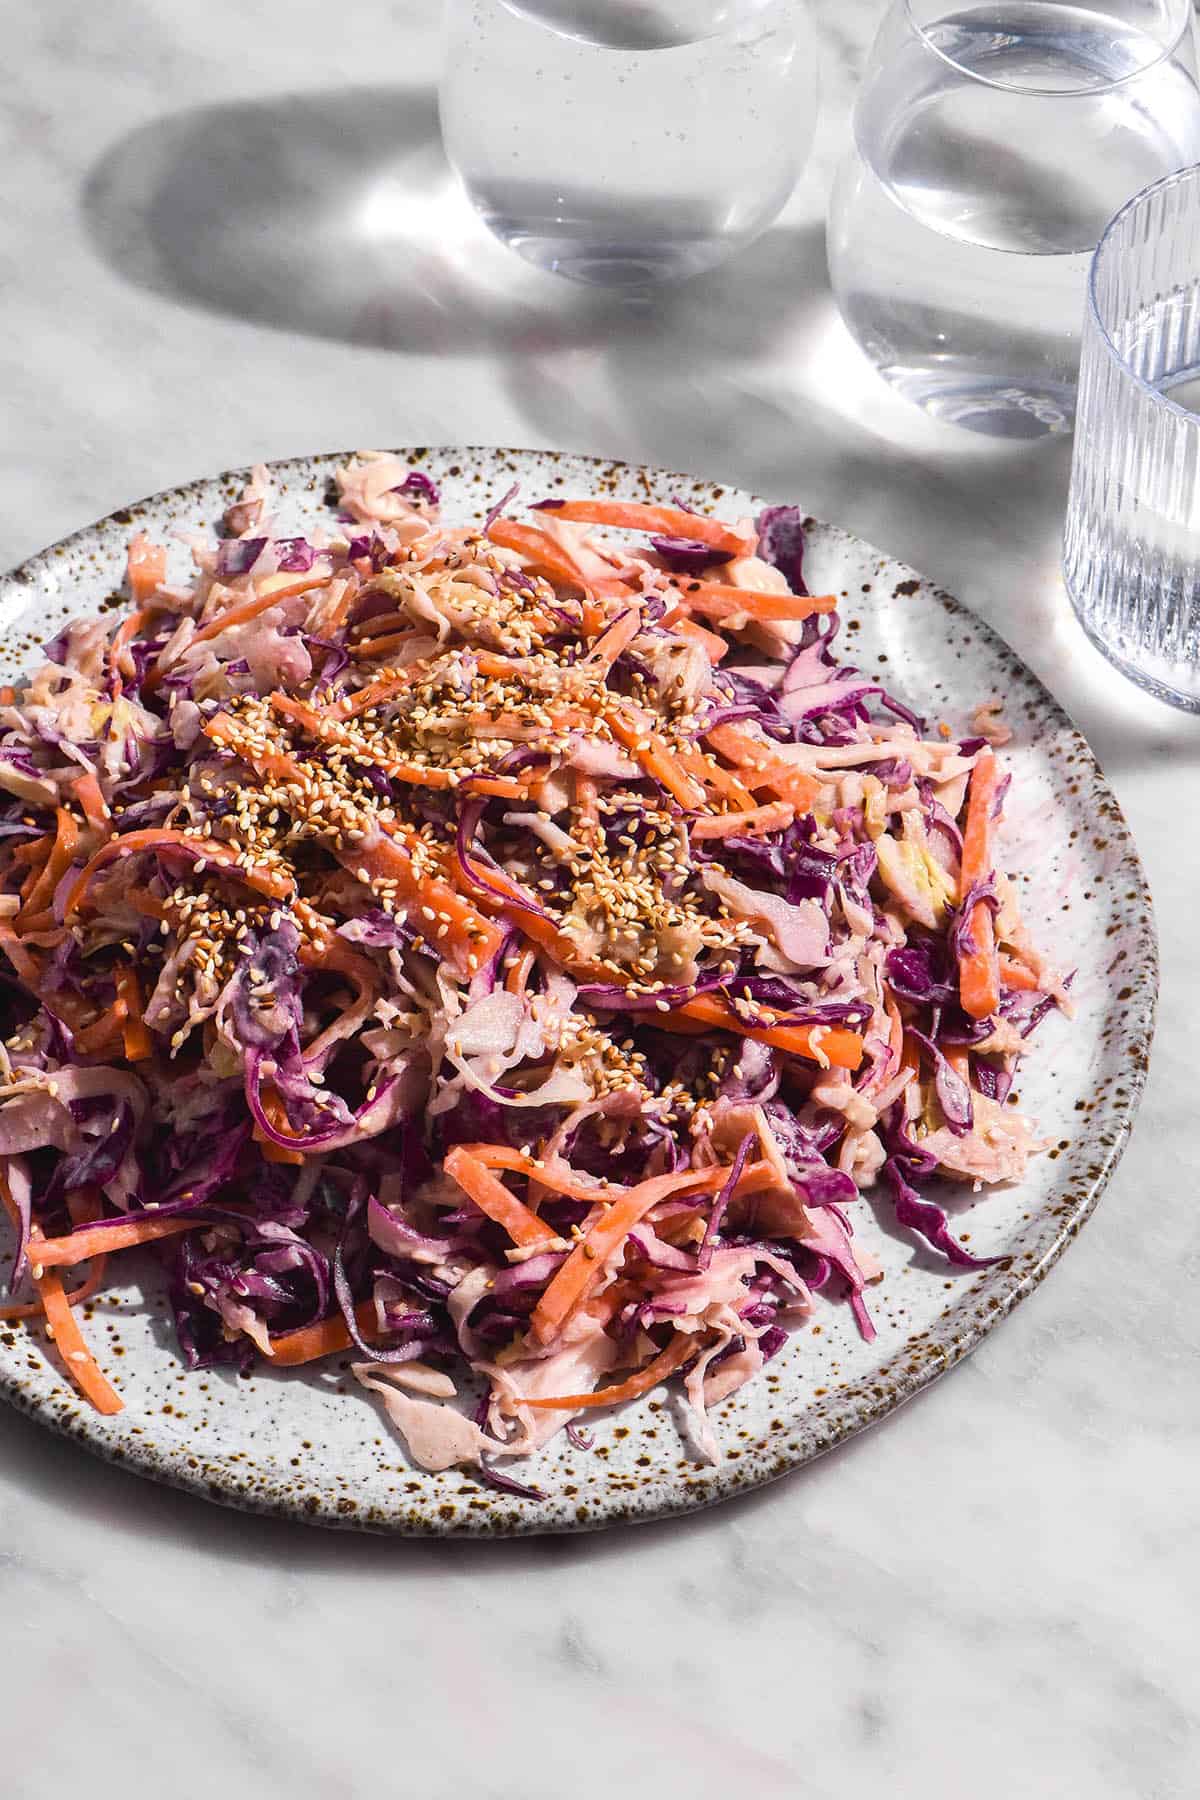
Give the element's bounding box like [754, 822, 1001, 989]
[0, 455, 1068, 1487]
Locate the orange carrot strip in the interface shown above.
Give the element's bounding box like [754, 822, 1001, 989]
[0, 1257, 108, 1321]
[72, 770, 111, 837]
[675, 994, 863, 1068]
[466, 1144, 780, 1207]
[19, 806, 78, 924]
[999, 954, 1040, 992]
[536, 499, 751, 559]
[75, 1005, 127, 1056]
[269, 1300, 381, 1366]
[33, 1214, 207, 1268]
[690, 800, 795, 841]
[587, 608, 642, 672]
[349, 634, 427, 664]
[0, 1182, 122, 1413]
[959, 749, 1001, 1020]
[705, 723, 821, 811]
[660, 608, 729, 663]
[252, 1088, 305, 1166]
[126, 532, 168, 605]
[529, 1164, 746, 1345]
[108, 605, 157, 697]
[66, 826, 294, 918]
[676, 745, 756, 810]
[443, 1147, 559, 1249]
[668, 583, 837, 623]
[574, 773, 599, 830]
[34, 1266, 124, 1414]
[0, 685, 15, 705]
[487, 518, 630, 596]
[503, 947, 537, 997]
[603, 709, 707, 810]
[521, 1334, 697, 1409]
[114, 967, 152, 1061]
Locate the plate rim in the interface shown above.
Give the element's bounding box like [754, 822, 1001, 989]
[0, 445, 1160, 1535]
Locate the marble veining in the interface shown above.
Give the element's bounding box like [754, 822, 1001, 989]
[0, 3, 1197, 1795]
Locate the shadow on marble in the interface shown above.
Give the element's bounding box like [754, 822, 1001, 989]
[81, 84, 611, 359]
[80, 84, 830, 373]
[0, 1379, 927, 1570]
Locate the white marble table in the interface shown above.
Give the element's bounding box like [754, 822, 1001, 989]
[2, 4, 1198, 1794]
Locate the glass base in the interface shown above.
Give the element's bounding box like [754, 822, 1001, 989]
[476, 212, 739, 286]
[871, 358, 1077, 439]
[1070, 595, 1200, 715]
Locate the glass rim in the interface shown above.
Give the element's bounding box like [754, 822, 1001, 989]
[902, 0, 1192, 96]
[1088, 162, 1200, 428]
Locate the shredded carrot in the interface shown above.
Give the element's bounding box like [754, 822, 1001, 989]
[75, 1005, 127, 1057]
[999, 954, 1040, 992]
[690, 800, 795, 841]
[33, 1266, 124, 1414]
[443, 1147, 559, 1249]
[674, 994, 864, 1068]
[72, 770, 111, 837]
[587, 608, 642, 672]
[535, 499, 751, 559]
[521, 1334, 697, 1409]
[668, 582, 838, 623]
[574, 773, 599, 831]
[126, 531, 168, 604]
[603, 707, 707, 810]
[66, 825, 295, 918]
[487, 518, 629, 597]
[253, 1088, 305, 1165]
[19, 805, 78, 924]
[0, 685, 15, 705]
[270, 1300, 382, 1366]
[959, 748, 1001, 1020]
[108, 605, 157, 698]
[114, 966, 152, 1061]
[466, 1144, 779, 1207]
[0, 1180, 122, 1414]
[676, 745, 756, 810]
[503, 946, 537, 997]
[660, 609, 729, 663]
[704, 723, 821, 812]
[0, 1257, 108, 1321]
[33, 1214, 207, 1268]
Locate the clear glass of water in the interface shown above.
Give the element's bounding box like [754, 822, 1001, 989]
[439, 0, 818, 286]
[1064, 164, 1200, 710]
[827, 1, 1200, 438]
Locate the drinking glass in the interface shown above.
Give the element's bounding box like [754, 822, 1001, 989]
[827, 0, 1200, 438]
[439, 0, 818, 287]
[1063, 164, 1200, 710]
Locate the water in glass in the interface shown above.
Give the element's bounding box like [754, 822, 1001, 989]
[1065, 167, 1200, 710]
[440, 0, 817, 286]
[828, 3, 1200, 437]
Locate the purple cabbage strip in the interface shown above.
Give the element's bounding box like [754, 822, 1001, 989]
[908, 1028, 974, 1135]
[216, 537, 267, 578]
[390, 470, 440, 506]
[755, 505, 809, 596]
[697, 1132, 754, 1270]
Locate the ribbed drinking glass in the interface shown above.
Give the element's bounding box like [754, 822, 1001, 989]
[1063, 164, 1200, 710]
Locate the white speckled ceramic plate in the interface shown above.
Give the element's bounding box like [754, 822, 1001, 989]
[0, 448, 1157, 1534]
